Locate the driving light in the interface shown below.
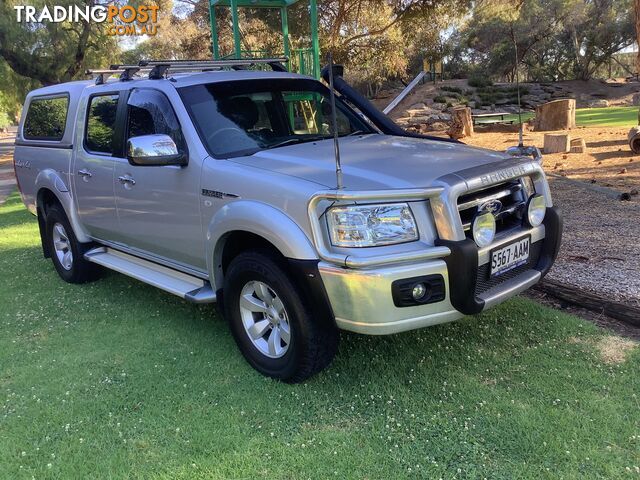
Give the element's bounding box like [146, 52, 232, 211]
[412, 283, 427, 301]
[327, 203, 418, 247]
[472, 211, 496, 247]
[526, 194, 546, 227]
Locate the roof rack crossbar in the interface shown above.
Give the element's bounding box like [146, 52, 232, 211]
[86, 67, 149, 85]
[88, 57, 290, 83]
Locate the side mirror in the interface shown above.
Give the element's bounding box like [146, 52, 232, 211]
[126, 134, 187, 166]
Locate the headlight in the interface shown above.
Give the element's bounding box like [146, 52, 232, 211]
[526, 194, 546, 227]
[472, 211, 496, 247]
[326, 203, 418, 247]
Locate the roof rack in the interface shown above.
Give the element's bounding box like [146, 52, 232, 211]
[87, 57, 289, 83]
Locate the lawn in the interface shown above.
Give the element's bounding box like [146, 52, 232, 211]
[491, 107, 638, 128]
[0, 192, 638, 479]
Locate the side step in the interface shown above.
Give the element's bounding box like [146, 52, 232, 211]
[84, 247, 216, 304]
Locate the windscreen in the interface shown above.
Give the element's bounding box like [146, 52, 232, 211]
[178, 78, 374, 158]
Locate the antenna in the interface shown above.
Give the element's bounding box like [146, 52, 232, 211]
[512, 28, 524, 148]
[327, 52, 344, 190]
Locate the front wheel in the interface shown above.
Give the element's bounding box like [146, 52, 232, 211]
[223, 251, 338, 383]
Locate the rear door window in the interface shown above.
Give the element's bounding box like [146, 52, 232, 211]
[85, 94, 119, 154]
[23, 95, 69, 141]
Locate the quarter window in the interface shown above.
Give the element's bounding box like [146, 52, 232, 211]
[23, 96, 69, 141]
[126, 89, 185, 151]
[86, 94, 119, 154]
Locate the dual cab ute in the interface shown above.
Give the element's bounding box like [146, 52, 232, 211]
[14, 59, 562, 382]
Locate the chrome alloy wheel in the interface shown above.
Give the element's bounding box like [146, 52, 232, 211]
[239, 281, 291, 358]
[52, 222, 73, 271]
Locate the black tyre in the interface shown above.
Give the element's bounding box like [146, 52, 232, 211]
[45, 205, 100, 284]
[223, 251, 338, 383]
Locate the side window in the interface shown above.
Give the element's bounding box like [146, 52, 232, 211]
[86, 94, 119, 154]
[24, 96, 69, 140]
[126, 89, 185, 151]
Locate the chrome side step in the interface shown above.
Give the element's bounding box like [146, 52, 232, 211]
[84, 247, 216, 304]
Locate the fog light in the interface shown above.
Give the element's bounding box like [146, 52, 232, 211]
[472, 211, 496, 247]
[412, 283, 427, 300]
[526, 194, 546, 227]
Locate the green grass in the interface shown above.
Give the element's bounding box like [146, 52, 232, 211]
[479, 107, 638, 127]
[0, 192, 638, 479]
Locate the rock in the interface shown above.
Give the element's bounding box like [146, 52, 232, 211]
[633, 93, 640, 106]
[587, 99, 609, 108]
[618, 168, 628, 174]
[628, 126, 640, 153]
[590, 179, 597, 184]
[620, 192, 632, 201]
[630, 188, 639, 196]
[408, 102, 427, 111]
[570, 137, 587, 154]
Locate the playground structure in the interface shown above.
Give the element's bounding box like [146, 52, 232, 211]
[208, 0, 321, 78]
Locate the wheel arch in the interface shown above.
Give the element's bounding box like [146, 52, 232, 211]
[206, 200, 318, 290]
[34, 169, 91, 244]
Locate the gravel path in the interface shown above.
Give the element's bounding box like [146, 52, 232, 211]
[546, 176, 640, 307]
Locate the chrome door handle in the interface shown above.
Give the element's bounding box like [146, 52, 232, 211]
[77, 169, 92, 178]
[118, 175, 136, 186]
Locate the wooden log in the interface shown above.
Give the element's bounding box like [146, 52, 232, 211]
[534, 99, 576, 131]
[544, 133, 571, 153]
[534, 279, 640, 327]
[628, 126, 640, 153]
[447, 107, 474, 139]
[569, 137, 586, 154]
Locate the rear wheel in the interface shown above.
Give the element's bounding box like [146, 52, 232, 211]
[223, 251, 338, 383]
[46, 205, 99, 284]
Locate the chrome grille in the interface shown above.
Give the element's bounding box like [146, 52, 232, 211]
[458, 179, 529, 236]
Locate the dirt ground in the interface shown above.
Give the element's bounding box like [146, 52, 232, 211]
[464, 126, 640, 196]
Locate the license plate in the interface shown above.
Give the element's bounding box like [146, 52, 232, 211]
[490, 236, 530, 277]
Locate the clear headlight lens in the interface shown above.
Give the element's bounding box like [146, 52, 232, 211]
[526, 194, 546, 227]
[472, 211, 496, 247]
[327, 203, 418, 247]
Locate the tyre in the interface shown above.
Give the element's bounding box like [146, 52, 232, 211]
[45, 205, 100, 284]
[223, 251, 338, 383]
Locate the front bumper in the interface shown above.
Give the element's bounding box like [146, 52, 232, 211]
[319, 207, 562, 335]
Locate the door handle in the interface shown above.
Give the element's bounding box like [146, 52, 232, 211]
[77, 169, 92, 178]
[118, 175, 136, 186]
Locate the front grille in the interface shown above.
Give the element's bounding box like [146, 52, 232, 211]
[475, 240, 542, 296]
[458, 179, 529, 237]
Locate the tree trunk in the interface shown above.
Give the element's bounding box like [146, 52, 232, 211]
[447, 107, 473, 139]
[636, 0, 640, 75]
[544, 133, 571, 153]
[534, 99, 576, 131]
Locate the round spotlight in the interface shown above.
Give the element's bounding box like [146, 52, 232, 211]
[412, 283, 427, 301]
[472, 211, 496, 248]
[526, 194, 546, 227]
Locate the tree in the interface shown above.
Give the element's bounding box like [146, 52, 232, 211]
[457, 0, 634, 82]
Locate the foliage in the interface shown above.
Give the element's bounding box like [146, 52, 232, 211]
[468, 76, 493, 88]
[433, 95, 448, 103]
[0, 192, 638, 478]
[452, 0, 635, 82]
[0, 0, 120, 86]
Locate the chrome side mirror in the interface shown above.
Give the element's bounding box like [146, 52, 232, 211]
[506, 145, 543, 164]
[127, 134, 187, 166]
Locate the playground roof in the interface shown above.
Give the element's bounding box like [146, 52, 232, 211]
[210, 0, 302, 7]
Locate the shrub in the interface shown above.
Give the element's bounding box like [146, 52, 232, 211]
[433, 95, 447, 103]
[468, 76, 493, 88]
[440, 85, 463, 94]
[0, 111, 10, 129]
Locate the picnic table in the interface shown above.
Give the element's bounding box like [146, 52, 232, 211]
[472, 112, 513, 125]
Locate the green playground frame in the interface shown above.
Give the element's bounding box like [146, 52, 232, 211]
[208, 0, 321, 78]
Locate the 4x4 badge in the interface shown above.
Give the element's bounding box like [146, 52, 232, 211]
[202, 189, 239, 199]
